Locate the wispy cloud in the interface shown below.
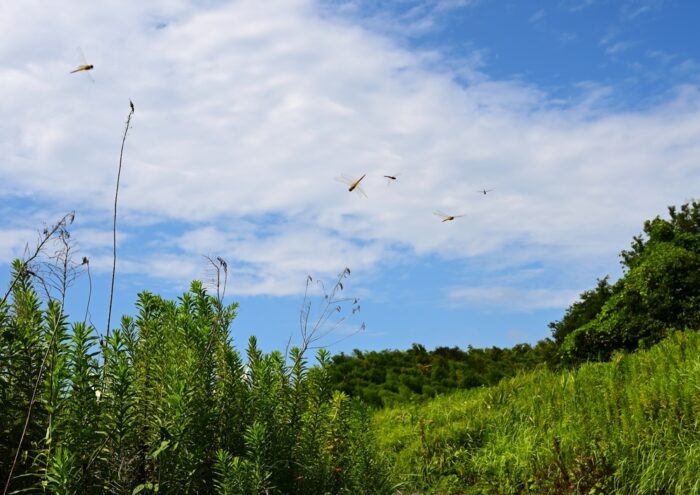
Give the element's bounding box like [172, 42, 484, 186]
[599, 27, 638, 56]
[529, 9, 545, 24]
[604, 40, 637, 55]
[320, 0, 478, 38]
[0, 229, 35, 262]
[620, 0, 666, 21]
[448, 286, 581, 311]
[561, 0, 597, 13]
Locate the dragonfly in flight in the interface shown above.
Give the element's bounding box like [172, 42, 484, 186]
[477, 189, 493, 195]
[434, 211, 465, 223]
[336, 174, 368, 197]
[70, 47, 94, 81]
[383, 174, 401, 185]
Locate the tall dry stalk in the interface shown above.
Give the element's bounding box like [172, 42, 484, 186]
[106, 100, 134, 340]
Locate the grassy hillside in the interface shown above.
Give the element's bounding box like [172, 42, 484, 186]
[374, 331, 700, 494]
[327, 341, 557, 408]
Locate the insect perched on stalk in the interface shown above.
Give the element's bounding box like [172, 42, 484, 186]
[336, 173, 368, 197]
[70, 47, 94, 81]
[434, 210, 465, 222]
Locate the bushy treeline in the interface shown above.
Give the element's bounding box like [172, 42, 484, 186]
[0, 264, 391, 494]
[375, 330, 700, 494]
[327, 341, 557, 408]
[555, 201, 700, 362]
[330, 201, 700, 407]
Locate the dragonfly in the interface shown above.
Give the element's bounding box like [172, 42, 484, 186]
[477, 189, 494, 195]
[383, 174, 400, 185]
[434, 210, 465, 222]
[336, 174, 367, 197]
[70, 47, 94, 81]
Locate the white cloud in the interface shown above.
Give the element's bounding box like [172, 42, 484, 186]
[0, 229, 35, 263]
[529, 9, 545, 23]
[448, 286, 581, 311]
[603, 40, 637, 55]
[1, 0, 699, 301]
[563, 0, 597, 12]
[620, 0, 666, 21]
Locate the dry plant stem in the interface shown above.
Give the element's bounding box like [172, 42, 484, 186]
[39, 228, 76, 306]
[200, 256, 228, 364]
[0, 212, 74, 308]
[106, 102, 134, 340]
[289, 267, 363, 368]
[83, 258, 92, 326]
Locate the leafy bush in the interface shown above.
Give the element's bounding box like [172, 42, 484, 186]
[560, 202, 700, 362]
[0, 267, 391, 494]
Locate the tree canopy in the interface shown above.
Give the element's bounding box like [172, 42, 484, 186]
[560, 201, 700, 361]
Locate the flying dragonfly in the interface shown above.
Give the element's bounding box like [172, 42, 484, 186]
[336, 173, 367, 197]
[434, 210, 465, 222]
[477, 189, 494, 195]
[383, 173, 400, 185]
[70, 47, 94, 81]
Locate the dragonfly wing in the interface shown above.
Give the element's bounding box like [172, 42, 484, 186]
[75, 47, 94, 82]
[335, 174, 354, 186]
[77, 46, 88, 65]
[354, 184, 368, 198]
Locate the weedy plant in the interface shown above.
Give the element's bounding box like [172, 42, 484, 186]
[374, 330, 700, 494]
[0, 220, 391, 494]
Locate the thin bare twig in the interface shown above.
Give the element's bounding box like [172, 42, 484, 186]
[36, 227, 80, 307]
[288, 267, 364, 368]
[106, 101, 134, 340]
[0, 212, 74, 308]
[201, 255, 229, 360]
[82, 257, 92, 326]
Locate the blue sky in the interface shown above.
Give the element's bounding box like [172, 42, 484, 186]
[1, 0, 699, 354]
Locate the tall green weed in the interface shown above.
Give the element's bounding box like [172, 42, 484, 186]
[0, 276, 391, 494]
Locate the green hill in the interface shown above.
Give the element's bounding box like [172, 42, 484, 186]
[374, 331, 700, 494]
[327, 341, 557, 408]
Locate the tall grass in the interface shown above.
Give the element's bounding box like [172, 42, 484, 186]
[375, 331, 700, 494]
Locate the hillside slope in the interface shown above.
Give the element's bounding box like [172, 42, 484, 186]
[374, 331, 700, 494]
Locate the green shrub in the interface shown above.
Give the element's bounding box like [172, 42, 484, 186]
[0, 277, 391, 494]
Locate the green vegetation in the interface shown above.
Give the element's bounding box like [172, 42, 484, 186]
[374, 331, 700, 494]
[327, 341, 557, 408]
[559, 201, 700, 362]
[0, 263, 391, 494]
[331, 201, 700, 492]
[3, 201, 700, 494]
[328, 202, 700, 408]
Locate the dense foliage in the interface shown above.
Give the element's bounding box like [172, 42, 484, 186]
[327, 341, 557, 407]
[559, 201, 700, 362]
[375, 331, 700, 494]
[327, 202, 700, 407]
[3, 200, 699, 494]
[0, 265, 391, 494]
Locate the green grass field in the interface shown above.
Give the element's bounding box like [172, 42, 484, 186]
[374, 331, 700, 494]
